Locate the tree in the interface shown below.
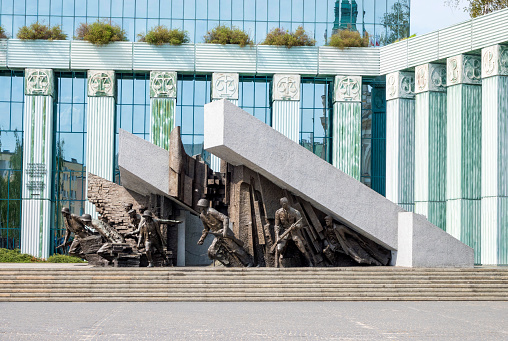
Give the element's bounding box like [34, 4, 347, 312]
[381, 0, 410, 45]
[446, 0, 508, 18]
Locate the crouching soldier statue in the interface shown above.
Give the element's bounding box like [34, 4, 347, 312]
[196, 199, 252, 267]
[58, 207, 92, 258]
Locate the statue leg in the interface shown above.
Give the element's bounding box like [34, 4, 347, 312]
[293, 235, 314, 267]
[145, 241, 154, 267]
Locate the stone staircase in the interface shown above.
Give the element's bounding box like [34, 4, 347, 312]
[1, 267, 508, 301]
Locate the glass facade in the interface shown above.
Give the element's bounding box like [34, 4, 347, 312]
[0, 0, 409, 46]
[0, 0, 399, 254]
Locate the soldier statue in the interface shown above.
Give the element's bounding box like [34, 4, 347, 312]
[274, 197, 314, 267]
[196, 199, 252, 267]
[58, 207, 91, 258]
[322, 215, 344, 265]
[127, 210, 179, 267]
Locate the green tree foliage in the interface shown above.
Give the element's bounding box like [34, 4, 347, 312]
[0, 132, 22, 240]
[0, 25, 8, 39]
[204, 25, 253, 47]
[262, 26, 316, 48]
[329, 29, 369, 49]
[381, 0, 410, 45]
[138, 25, 190, 45]
[75, 20, 127, 45]
[16, 22, 67, 40]
[446, 0, 508, 17]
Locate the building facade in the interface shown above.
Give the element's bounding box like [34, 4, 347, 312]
[3, 1, 508, 266]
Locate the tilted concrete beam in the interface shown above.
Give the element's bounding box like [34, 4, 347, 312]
[204, 99, 473, 267]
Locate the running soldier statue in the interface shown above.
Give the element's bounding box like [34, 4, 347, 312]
[58, 207, 91, 258]
[274, 197, 314, 267]
[196, 199, 252, 267]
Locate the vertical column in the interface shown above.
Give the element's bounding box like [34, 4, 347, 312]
[371, 84, 386, 195]
[414, 63, 447, 230]
[332, 75, 362, 179]
[86, 70, 116, 216]
[446, 54, 482, 264]
[150, 71, 177, 151]
[481, 45, 508, 265]
[210, 72, 239, 172]
[271, 74, 301, 143]
[21, 69, 54, 258]
[385, 71, 415, 212]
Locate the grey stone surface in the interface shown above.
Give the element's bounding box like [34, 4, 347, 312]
[184, 210, 213, 266]
[1, 301, 507, 340]
[203, 100, 473, 267]
[397, 212, 474, 267]
[118, 129, 170, 197]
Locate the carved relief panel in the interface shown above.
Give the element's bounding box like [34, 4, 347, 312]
[25, 69, 54, 96]
[272, 74, 300, 101]
[88, 70, 115, 97]
[447, 55, 481, 86]
[211, 73, 239, 100]
[482, 45, 508, 78]
[386, 71, 415, 100]
[415, 63, 446, 94]
[150, 71, 177, 98]
[334, 76, 362, 102]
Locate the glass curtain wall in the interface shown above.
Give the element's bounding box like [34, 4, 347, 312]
[50, 72, 87, 255]
[0, 0, 409, 46]
[0, 71, 24, 250]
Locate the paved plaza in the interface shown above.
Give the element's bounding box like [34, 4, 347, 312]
[0, 301, 507, 340]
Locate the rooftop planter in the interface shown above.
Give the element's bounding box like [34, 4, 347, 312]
[137, 26, 189, 46]
[70, 40, 133, 70]
[0, 40, 6, 69]
[7, 39, 70, 69]
[257, 45, 318, 75]
[133, 42, 195, 71]
[318, 46, 379, 76]
[195, 44, 256, 73]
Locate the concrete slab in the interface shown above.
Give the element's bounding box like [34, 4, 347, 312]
[204, 99, 474, 267]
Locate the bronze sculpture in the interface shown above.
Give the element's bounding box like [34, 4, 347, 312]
[197, 199, 252, 267]
[58, 207, 91, 258]
[274, 197, 314, 267]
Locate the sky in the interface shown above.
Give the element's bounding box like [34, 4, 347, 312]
[410, 0, 471, 36]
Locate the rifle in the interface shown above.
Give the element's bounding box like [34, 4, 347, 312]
[269, 218, 303, 254]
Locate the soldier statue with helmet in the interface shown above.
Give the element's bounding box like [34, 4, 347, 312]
[196, 198, 252, 267]
[58, 207, 92, 258]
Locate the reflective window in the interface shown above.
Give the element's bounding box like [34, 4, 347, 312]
[51, 72, 88, 255]
[0, 71, 24, 250]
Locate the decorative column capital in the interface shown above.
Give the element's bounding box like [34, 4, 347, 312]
[481, 45, 508, 78]
[25, 69, 54, 97]
[211, 73, 239, 100]
[386, 71, 415, 100]
[150, 71, 177, 98]
[272, 74, 300, 101]
[87, 70, 115, 97]
[334, 75, 362, 102]
[446, 55, 481, 86]
[415, 63, 447, 93]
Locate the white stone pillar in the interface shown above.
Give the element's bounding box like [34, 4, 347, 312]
[149, 71, 177, 151]
[20, 69, 54, 258]
[210, 73, 239, 172]
[386, 71, 415, 212]
[481, 45, 508, 265]
[271, 74, 300, 143]
[86, 70, 116, 217]
[446, 54, 482, 264]
[414, 63, 447, 230]
[332, 75, 362, 179]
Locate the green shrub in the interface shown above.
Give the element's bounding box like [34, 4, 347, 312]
[16, 22, 67, 40]
[329, 29, 369, 50]
[138, 25, 190, 45]
[0, 25, 7, 39]
[394, 33, 417, 43]
[46, 254, 86, 263]
[75, 20, 127, 45]
[0, 248, 43, 263]
[261, 26, 315, 48]
[204, 25, 252, 47]
[138, 25, 189, 45]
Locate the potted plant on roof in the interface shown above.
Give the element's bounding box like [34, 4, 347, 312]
[71, 20, 132, 70]
[8, 21, 70, 69]
[133, 25, 195, 72]
[195, 25, 256, 73]
[257, 26, 318, 74]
